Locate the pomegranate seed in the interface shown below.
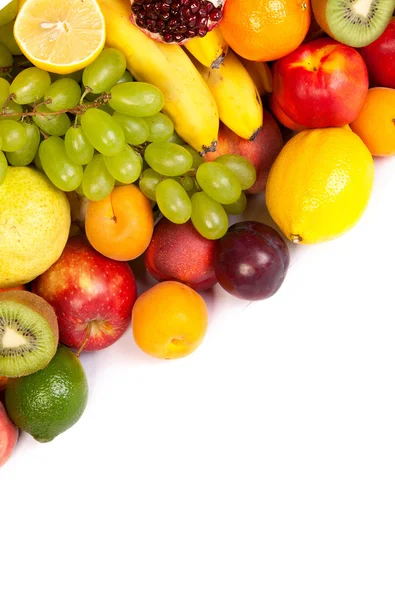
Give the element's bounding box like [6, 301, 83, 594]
[186, 29, 196, 37]
[209, 8, 222, 21]
[161, 11, 170, 19]
[156, 19, 165, 28]
[180, 0, 189, 5]
[177, 23, 188, 32]
[164, 33, 174, 42]
[187, 16, 197, 27]
[189, 1, 200, 13]
[180, 6, 191, 18]
[146, 19, 157, 31]
[197, 27, 207, 36]
[136, 16, 146, 27]
[196, 16, 207, 27]
[146, 9, 158, 19]
[205, 1, 213, 9]
[174, 33, 184, 42]
[198, 7, 207, 16]
[168, 18, 178, 29]
[157, 2, 171, 12]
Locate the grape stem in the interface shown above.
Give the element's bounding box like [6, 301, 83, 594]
[0, 92, 112, 119]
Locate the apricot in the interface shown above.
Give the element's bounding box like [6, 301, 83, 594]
[204, 111, 283, 194]
[0, 402, 18, 468]
[85, 184, 154, 261]
[132, 281, 208, 359]
[145, 219, 217, 291]
[350, 88, 395, 157]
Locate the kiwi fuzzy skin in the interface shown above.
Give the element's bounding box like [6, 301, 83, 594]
[0, 291, 59, 376]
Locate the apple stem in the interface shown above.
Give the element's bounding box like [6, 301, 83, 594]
[76, 322, 93, 358]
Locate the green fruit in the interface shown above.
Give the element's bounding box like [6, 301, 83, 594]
[0, 167, 70, 288]
[5, 346, 88, 443]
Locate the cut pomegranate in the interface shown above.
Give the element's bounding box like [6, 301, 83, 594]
[130, 0, 226, 44]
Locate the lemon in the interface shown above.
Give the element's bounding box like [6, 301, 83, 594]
[5, 345, 88, 442]
[14, 0, 105, 74]
[266, 128, 374, 244]
[0, 167, 70, 287]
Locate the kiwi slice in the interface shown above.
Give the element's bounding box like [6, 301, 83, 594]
[0, 290, 59, 378]
[313, 0, 395, 47]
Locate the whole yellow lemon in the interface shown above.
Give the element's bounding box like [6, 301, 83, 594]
[266, 128, 374, 244]
[0, 167, 70, 287]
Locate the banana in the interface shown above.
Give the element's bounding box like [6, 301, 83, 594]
[97, 0, 219, 154]
[238, 57, 273, 95]
[184, 28, 229, 69]
[192, 49, 263, 141]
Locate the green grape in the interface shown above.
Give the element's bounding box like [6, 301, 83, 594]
[167, 131, 184, 144]
[0, 135, 2, 150]
[65, 125, 94, 166]
[104, 145, 142, 184]
[224, 192, 247, 215]
[156, 179, 192, 225]
[39, 136, 83, 192]
[112, 111, 149, 145]
[33, 105, 70, 136]
[0, 149, 7, 185]
[0, 42, 12, 69]
[51, 70, 83, 83]
[0, 76, 10, 105]
[10, 67, 51, 105]
[82, 48, 126, 94]
[145, 113, 174, 143]
[0, 0, 18, 27]
[191, 192, 228, 240]
[6, 121, 40, 166]
[177, 175, 195, 193]
[109, 82, 164, 117]
[144, 142, 193, 177]
[196, 162, 241, 205]
[34, 149, 43, 171]
[82, 154, 115, 201]
[0, 20, 22, 55]
[0, 120, 27, 152]
[215, 154, 256, 190]
[44, 78, 81, 112]
[182, 145, 204, 170]
[139, 168, 162, 201]
[0, 98, 21, 121]
[116, 70, 134, 84]
[81, 108, 125, 156]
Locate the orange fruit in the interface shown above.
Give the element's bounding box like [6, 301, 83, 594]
[132, 281, 208, 360]
[85, 184, 154, 261]
[220, 0, 311, 62]
[350, 88, 395, 157]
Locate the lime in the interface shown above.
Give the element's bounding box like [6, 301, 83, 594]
[5, 345, 88, 443]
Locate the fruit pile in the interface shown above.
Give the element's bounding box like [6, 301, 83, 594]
[1, 0, 395, 468]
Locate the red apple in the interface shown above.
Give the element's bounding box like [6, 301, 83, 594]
[33, 236, 138, 353]
[272, 38, 369, 128]
[145, 218, 217, 291]
[359, 18, 395, 89]
[0, 402, 18, 469]
[204, 110, 284, 194]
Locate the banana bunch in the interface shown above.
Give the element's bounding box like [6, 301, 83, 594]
[98, 0, 219, 154]
[184, 28, 229, 69]
[239, 58, 273, 95]
[191, 49, 264, 141]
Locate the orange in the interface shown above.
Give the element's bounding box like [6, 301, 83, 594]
[85, 184, 154, 261]
[350, 88, 395, 157]
[132, 281, 208, 360]
[220, 0, 311, 62]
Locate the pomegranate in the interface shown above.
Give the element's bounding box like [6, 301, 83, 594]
[130, 0, 225, 44]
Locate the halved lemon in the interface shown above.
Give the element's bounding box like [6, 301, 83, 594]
[14, 0, 105, 74]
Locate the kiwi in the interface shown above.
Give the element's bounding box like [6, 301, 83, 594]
[312, 0, 395, 47]
[0, 290, 59, 378]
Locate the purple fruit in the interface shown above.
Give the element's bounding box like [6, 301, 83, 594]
[214, 221, 290, 301]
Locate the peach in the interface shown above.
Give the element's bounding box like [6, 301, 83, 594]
[204, 110, 284, 194]
[0, 402, 18, 468]
[272, 38, 369, 128]
[269, 95, 306, 132]
[145, 218, 217, 291]
[132, 281, 208, 360]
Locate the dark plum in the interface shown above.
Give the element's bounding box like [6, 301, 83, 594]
[214, 221, 290, 301]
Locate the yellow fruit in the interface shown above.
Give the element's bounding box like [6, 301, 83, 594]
[266, 128, 374, 244]
[0, 167, 71, 287]
[14, 0, 105, 74]
[184, 28, 228, 69]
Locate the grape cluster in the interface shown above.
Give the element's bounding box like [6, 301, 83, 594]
[0, 40, 256, 240]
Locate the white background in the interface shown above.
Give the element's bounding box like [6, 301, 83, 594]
[1, 156, 394, 599]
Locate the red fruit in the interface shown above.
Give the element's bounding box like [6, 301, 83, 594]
[269, 94, 306, 132]
[33, 236, 138, 353]
[204, 110, 284, 194]
[0, 402, 18, 469]
[130, 0, 225, 44]
[145, 218, 217, 291]
[359, 18, 395, 89]
[272, 38, 369, 128]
